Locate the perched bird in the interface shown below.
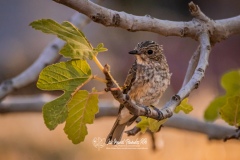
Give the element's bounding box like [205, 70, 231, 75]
[106, 41, 171, 144]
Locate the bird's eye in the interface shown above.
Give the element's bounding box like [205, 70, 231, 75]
[147, 50, 153, 55]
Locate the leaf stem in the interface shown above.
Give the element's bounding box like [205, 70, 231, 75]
[71, 75, 94, 96]
[93, 75, 107, 83]
[91, 91, 107, 95]
[94, 56, 121, 90]
[93, 56, 104, 72]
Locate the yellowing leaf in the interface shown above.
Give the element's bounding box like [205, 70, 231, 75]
[148, 118, 167, 132]
[136, 116, 167, 133]
[64, 90, 99, 144]
[174, 98, 193, 114]
[38, 60, 92, 130]
[37, 60, 91, 91]
[220, 96, 240, 127]
[136, 117, 149, 133]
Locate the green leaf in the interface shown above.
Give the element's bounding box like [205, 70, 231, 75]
[136, 116, 167, 133]
[94, 43, 108, 53]
[174, 98, 193, 114]
[221, 70, 240, 95]
[64, 90, 99, 144]
[30, 19, 97, 60]
[204, 96, 226, 121]
[220, 96, 240, 127]
[42, 92, 70, 130]
[38, 60, 92, 130]
[204, 70, 240, 122]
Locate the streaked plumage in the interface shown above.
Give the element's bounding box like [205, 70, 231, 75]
[106, 41, 171, 144]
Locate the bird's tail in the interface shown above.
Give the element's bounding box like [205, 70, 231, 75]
[106, 113, 138, 144]
[106, 118, 127, 145]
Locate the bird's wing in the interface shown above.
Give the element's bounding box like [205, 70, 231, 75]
[123, 60, 137, 94]
[118, 60, 137, 115]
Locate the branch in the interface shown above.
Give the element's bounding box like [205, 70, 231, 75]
[165, 115, 235, 140]
[182, 46, 200, 87]
[53, 0, 240, 43]
[102, 3, 211, 123]
[0, 38, 62, 101]
[169, 32, 210, 104]
[157, 3, 212, 119]
[0, 95, 118, 115]
[141, 32, 210, 128]
[215, 15, 240, 42]
[0, 95, 236, 140]
[224, 129, 240, 141]
[0, 0, 105, 101]
[127, 114, 236, 140]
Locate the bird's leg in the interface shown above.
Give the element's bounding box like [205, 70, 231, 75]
[125, 127, 141, 136]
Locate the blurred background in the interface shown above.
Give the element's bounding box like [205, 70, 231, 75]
[0, 0, 240, 159]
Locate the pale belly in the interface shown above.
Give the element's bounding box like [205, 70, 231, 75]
[127, 61, 171, 107]
[128, 83, 162, 106]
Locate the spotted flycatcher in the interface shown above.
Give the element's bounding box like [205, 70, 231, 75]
[106, 41, 171, 144]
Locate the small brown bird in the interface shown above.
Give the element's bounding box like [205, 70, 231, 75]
[106, 41, 171, 144]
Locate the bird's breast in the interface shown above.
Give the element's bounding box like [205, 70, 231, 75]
[128, 64, 170, 106]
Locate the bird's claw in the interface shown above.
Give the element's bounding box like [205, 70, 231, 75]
[151, 105, 163, 121]
[141, 106, 151, 117]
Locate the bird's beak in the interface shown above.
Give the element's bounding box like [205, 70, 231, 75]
[128, 50, 139, 55]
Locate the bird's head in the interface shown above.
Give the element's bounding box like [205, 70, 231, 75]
[129, 41, 164, 64]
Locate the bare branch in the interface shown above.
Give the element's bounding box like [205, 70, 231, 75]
[165, 115, 235, 140]
[53, 0, 240, 43]
[219, 15, 240, 37]
[224, 129, 240, 141]
[182, 46, 200, 86]
[161, 32, 211, 116]
[0, 38, 62, 101]
[54, 0, 192, 37]
[188, 2, 211, 22]
[0, 95, 118, 115]
[0, 95, 235, 140]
